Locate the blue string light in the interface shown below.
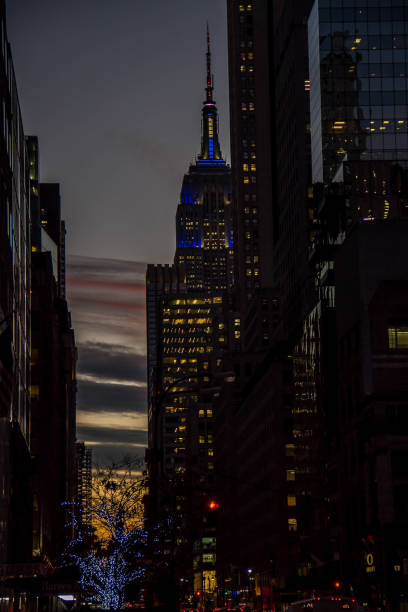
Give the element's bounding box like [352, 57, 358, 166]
[63, 500, 147, 610]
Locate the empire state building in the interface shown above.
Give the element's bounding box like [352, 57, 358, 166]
[174, 27, 233, 293]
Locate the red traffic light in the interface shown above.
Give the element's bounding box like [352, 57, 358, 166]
[196, 591, 201, 597]
[334, 581, 341, 589]
[208, 500, 219, 510]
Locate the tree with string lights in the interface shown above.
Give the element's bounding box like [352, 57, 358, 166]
[64, 460, 147, 610]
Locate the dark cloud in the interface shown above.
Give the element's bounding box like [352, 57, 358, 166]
[77, 380, 146, 415]
[65, 255, 148, 465]
[77, 426, 147, 446]
[67, 254, 146, 354]
[77, 342, 147, 383]
[67, 255, 146, 289]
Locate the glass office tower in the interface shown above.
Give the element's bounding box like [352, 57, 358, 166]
[309, 0, 408, 195]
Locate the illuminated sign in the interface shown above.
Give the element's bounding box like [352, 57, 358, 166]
[365, 553, 376, 573]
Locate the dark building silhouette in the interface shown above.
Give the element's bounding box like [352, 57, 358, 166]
[29, 169, 77, 568]
[0, 0, 32, 575]
[0, 6, 77, 605]
[333, 221, 408, 606]
[226, 0, 274, 314]
[217, 2, 320, 605]
[306, 4, 408, 605]
[218, 1, 408, 610]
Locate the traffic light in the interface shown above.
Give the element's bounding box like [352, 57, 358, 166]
[334, 580, 341, 590]
[208, 499, 219, 510]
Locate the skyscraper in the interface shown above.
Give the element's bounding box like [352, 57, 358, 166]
[306, 2, 408, 604]
[174, 27, 233, 294]
[146, 29, 232, 600]
[0, 0, 31, 567]
[29, 166, 77, 568]
[226, 0, 275, 311]
[0, 11, 77, 600]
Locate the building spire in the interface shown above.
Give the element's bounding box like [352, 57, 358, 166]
[206, 22, 213, 102]
[197, 24, 226, 167]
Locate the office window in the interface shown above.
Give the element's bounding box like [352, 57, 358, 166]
[287, 495, 296, 507]
[30, 384, 40, 399]
[388, 324, 408, 349]
[288, 518, 297, 532]
[286, 470, 296, 481]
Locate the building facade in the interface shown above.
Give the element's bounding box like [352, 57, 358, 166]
[220, 1, 408, 609]
[0, 0, 31, 569]
[0, 8, 77, 606]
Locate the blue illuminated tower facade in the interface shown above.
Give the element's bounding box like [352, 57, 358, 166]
[175, 28, 233, 293]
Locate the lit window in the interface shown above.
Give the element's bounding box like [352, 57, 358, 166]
[240, 65, 246, 73]
[286, 470, 295, 481]
[241, 103, 247, 111]
[206, 409, 213, 418]
[199, 435, 205, 444]
[250, 163, 256, 172]
[243, 176, 249, 184]
[208, 448, 214, 457]
[388, 324, 408, 349]
[287, 495, 296, 507]
[199, 409, 205, 418]
[243, 163, 249, 172]
[285, 444, 295, 456]
[30, 384, 40, 399]
[288, 518, 297, 532]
